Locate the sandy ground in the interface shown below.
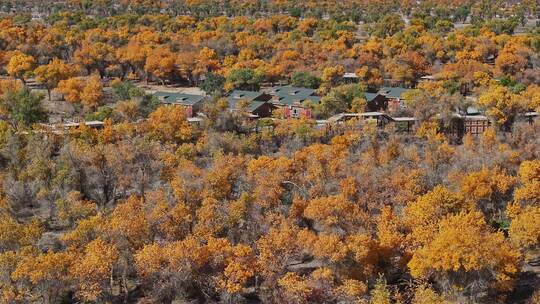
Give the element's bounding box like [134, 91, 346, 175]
[136, 83, 206, 95]
[31, 89, 76, 123]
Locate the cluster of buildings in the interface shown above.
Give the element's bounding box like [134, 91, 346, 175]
[153, 86, 320, 120]
[150, 84, 538, 140]
[152, 85, 411, 120]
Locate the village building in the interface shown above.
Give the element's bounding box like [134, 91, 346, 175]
[447, 107, 491, 141]
[341, 72, 360, 84]
[460, 107, 491, 135]
[154, 91, 206, 118]
[419, 75, 440, 83]
[36, 121, 105, 135]
[59, 121, 105, 129]
[523, 111, 539, 124]
[364, 93, 388, 112]
[379, 86, 410, 111]
[392, 116, 417, 133]
[227, 90, 275, 118]
[462, 115, 491, 135]
[268, 86, 320, 119]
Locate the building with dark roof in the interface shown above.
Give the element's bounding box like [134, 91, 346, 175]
[227, 90, 274, 118]
[379, 86, 410, 112]
[364, 93, 388, 112]
[446, 112, 491, 143]
[154, 91, 206, 117]
[379, 87, 409, 99]
[269, 86, 320, 119]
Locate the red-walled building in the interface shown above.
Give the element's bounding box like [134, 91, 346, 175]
[268, 86, 320, 119]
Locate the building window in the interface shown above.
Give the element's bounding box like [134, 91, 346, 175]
[291, 107, 300, 118]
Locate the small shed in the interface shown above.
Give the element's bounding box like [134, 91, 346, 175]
[392, 117, 417, 133]
[523, 111, 539, 124]
[342, 72, 359, 83]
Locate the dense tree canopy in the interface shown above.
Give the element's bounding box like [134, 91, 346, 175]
[0, 1, 538, 303]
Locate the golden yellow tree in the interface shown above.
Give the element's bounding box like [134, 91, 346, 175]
[57, 77, 85, 104]
[319, 65, 345, 94]
[6, 51, 35, 83]
[404, 186, 471, 248]
[412, 284, 447, 304]
[70, 238, 119, 302]
[247, 155, 292, 209]
[478, 85, 526, 129]
[12, 251, 73, 303]
[34, 58, 77, 100]
[408, 211, 520, 294]
[80, 75, 103, 110]
[146, 105, 193, 144]
[507, 160, 540, 253]
[507, 203, 540, 251]
[513, 160, 540, 205]
[109, 195, 151, 250]
[144, 46, 176, 84]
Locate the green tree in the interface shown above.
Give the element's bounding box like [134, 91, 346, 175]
[291, 72, 321, 89]
[110, 80, 158, 117]
[225, 68, 263, 91]
[111, 80, 144, 101]
[201, 73, 225, 96]
[319, 84, 365, 116]
[139, 95, 160, 118]
[370, 14, 405, 38]
[4, 89, 47, 125]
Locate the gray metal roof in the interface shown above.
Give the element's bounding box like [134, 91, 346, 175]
[154, 91, 205, 105]
[272, 86, 316, 96]
[226, 90, 271, 112]
[228, 90, 266, 102]
[364, 93, 382, 102]
[327, 112, 392, 123]
[270, 86, 321, 105]
[380, 87, 409, 99]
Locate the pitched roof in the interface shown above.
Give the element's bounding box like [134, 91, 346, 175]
[228, 90, 266, 102]
[270, 86, 321, 105]
[227, 99, 269, 112]
[154, 92, 205, 105]
[364, 93, 382, 102]
[327, 112, 393, 123]
[277, 95, 321, 105]
[380, 87, 409, 99]
[247, 101, 267, 112]
[226, 90, 272, 112]
[272, 86, 316, 97]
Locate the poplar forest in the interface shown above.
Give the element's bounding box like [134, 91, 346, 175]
[0, 1, 539, 303]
